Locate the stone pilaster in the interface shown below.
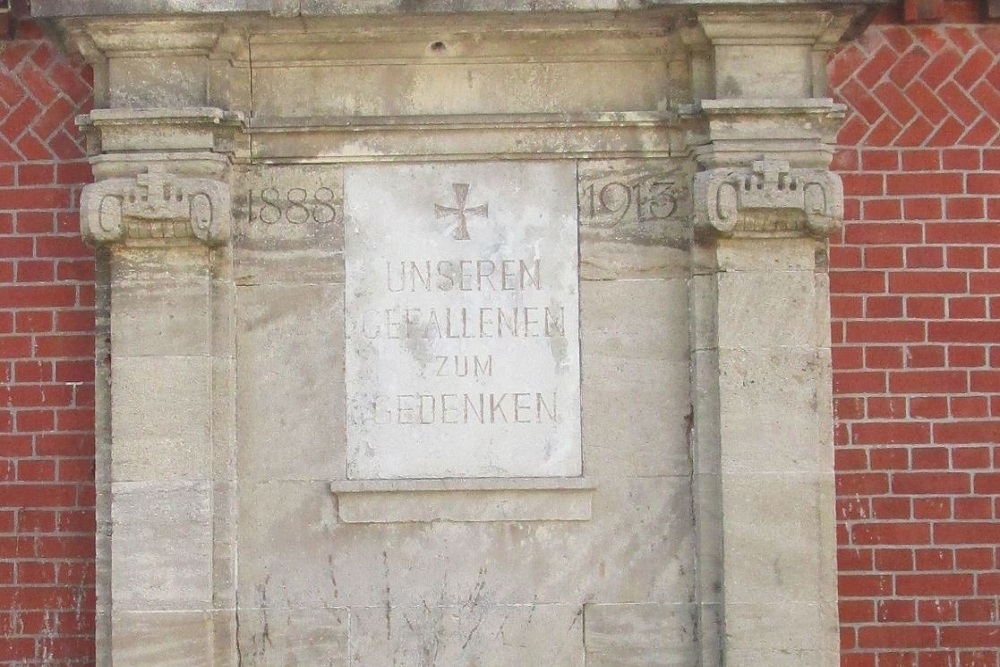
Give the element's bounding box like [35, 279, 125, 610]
[688, 7, 852, 667]
[78, 109, 242, 666]
[690, 176, 842, 667]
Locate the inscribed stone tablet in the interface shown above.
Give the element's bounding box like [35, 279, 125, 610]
[344, 163, 581, 479]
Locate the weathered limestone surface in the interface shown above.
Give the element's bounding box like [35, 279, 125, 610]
[53, 0, 875, 663]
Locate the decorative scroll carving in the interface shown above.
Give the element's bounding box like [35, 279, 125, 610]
[694, 159, 843, 238]
[80, 166, 230, 246]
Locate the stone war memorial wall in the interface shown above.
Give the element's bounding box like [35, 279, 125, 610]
[33, 0, 880, 664]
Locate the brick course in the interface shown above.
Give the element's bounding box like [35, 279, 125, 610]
[831, 16, 1000, 667]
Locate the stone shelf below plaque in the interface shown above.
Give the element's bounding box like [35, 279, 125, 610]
[329, 477, 594, 524]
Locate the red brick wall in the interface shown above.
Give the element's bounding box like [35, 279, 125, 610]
[0, 17, 95, 667]
[830, 10, 1000, 667]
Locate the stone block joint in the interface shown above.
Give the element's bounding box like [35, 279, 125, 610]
[81, 165, 231, 247]
[694, 158, 843, 238]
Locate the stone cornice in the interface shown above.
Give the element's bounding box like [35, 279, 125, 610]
[33, 0, 880, 18]
[78, 108, 244, 158]
[31, 0, 888, 18]
[694, 5, 863, 47]
[45, 9, 686, 62]
[689, 98, 845, 170]
[32, 0, 269, 17]
[248, 112, 687, 162]
[38, 2, 878, 59]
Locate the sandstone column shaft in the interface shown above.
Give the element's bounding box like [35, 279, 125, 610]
[78, 109, 241, 665]
[689, 8, 852, 663]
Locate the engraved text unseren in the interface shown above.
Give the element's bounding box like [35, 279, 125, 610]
[386, 258, 541, 292]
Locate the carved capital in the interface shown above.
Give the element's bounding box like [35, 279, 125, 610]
[81, 165, 230, 247]
[694, 158, 843, 239]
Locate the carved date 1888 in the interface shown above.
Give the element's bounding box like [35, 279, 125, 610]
[251, 187, 340, 225]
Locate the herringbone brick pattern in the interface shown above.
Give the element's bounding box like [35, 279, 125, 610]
[0, 34, 90, 162]
[831, 25, 1000, 148]
[0, 20, 95, 667]
[830, 23, 1000, 667]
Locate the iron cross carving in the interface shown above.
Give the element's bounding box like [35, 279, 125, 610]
[435, 183, 488, 241]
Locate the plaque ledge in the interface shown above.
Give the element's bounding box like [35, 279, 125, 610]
[330, 477, 594, 524]
[330, 476, 594, 493]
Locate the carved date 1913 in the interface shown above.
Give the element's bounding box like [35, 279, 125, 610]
[581, 179, 678, 227]
[250, 187, 341, 225]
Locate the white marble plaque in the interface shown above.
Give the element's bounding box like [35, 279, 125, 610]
[344, 163, 581, 479]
